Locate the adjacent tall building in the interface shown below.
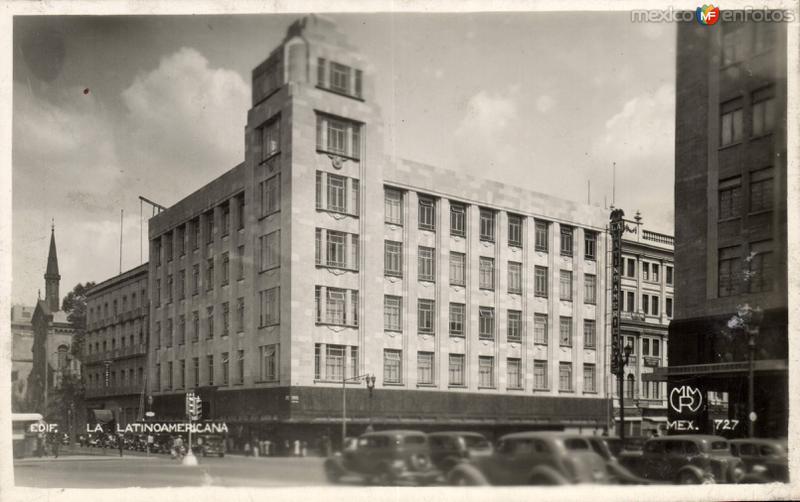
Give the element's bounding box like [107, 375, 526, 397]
[147, 15, 614, 448]
[10, 304, 35, 411]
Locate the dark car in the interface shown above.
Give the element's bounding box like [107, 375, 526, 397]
[446, 432, 611, 486]
[619, 435, 745, 484]
[730, 438, 788, 483]
[197, 434, 226, 457]
[584, 436, 652, 484]
[427, 432, 493, 471]
[324, 430, 440, 485]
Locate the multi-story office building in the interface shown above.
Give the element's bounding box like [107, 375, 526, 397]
[655, 18, 788, 438]
[84, 264, 149, 427]
[11, 305, 35, 411]
[148, 15, 611, 447]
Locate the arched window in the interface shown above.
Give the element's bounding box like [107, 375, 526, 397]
[57, 345, 68, 370]
[625, 374, 635, 399]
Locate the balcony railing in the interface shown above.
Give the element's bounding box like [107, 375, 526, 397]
[641, 230, 674, 247]
[83, 344, 148, 364]
[621, 311, 646, 322]
[85, 384, 143, 398]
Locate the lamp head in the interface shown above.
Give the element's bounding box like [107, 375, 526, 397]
[623, 343, 633, 357]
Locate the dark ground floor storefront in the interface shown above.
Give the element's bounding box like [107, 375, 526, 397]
[85, 394, 143, 431]
[150, 386, 609, 454]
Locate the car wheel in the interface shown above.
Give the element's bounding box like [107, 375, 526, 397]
[375, 468, 395, 486]
[450, 471, 473, 486]
[677, 471, 702, 484]
[325, 463, 343, 484]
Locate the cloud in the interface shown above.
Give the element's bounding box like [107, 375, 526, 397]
[536, 95, 557, 113]
[453, 90, 518, 170]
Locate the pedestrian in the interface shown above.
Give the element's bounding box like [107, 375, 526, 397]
[53, 435, 59, 459]
[301, 440, 307, 457]
[118, 434, 124, 457]
[244, 441, 251, 456]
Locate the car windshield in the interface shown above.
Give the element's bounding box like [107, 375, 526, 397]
[563, 438, 590, 451]
[463, 435, 490, 449]
[403, 435, 427, 445]
[710, 441, 729, 451]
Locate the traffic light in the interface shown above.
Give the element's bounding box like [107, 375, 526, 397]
[186, 393, 202, 420]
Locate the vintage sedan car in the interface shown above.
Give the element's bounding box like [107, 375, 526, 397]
[730, 438, 788, 483]
[446, 432, 611, 486]
[427, 432, 493, 471]
[584, 436, 652, 484]
[619, 435, 745, 484]
[196, 434, 226, 457]
[324, 430, 440, 485]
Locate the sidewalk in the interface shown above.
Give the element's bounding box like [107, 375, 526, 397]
[14, 454, 156, 463]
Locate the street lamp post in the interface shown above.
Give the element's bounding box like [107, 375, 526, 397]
[738, 304, 763, 438]
[342, 373, 374, 449]
[366, 375, 376, 432]
[617, 343, 633, 444]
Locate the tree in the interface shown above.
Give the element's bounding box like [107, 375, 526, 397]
[62, 281, 95, 359]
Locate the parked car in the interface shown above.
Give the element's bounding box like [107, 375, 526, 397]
[324, 430, 440, 485]
[584, 436, 652, 484]
[446, 432, 611, 486]
[730, 438, 788, 483]
[619, 435, 745, 484]
[427, 432, 493, 471]
[197, 434, 226, 457]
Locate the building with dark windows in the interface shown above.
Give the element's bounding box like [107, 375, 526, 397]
[10, 305, 35, 412]
[651, 18, 788, 438]
[146, 15, 614, 450]
[84, 264, 149, 428]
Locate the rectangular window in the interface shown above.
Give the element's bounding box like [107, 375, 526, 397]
[384, 296, 401, 331]
[221, 301, 230, 335]
[559, 317, 572, 347]
[418, 197, 436, 231]
[192, 311, 199, 342]
[221, 203, 231, 236]
[718, 246, 741, 297]
[261, 116, 281, 160]
[720, 99, 743, 146]
[418, 299, 435, 334]
[350, 179, 359, 217]
[559, 270, 572, 301]
[666, 297, 673, 318]
[507, 310, 522, 343]
[508, 261, 522, 294]
[191, 218, 200, 250]
[534, 360, 548, 390]
[177, 226, 185, 256]
[584, 231, 597, 260]
[316, 114, 361, 159]
[508, 214, 523, 247]
[260, 344, 279, 381]
[479, 257, 495, 290]
[653, 339, 660, 357]
[260, 174, 281, 216]
[192, 264, 199, 295]
[752, 87, 776, 137]
[236, 195, 245, 230]
[417, 352, 434, 385]
[327, 174, 347, 213]
[167, 362, 173, 390]
[237, 350, 244, 384]
[642, 262, 650, 281]
[178, 269, 186, 299]
[325, 345, 345, 381]
[259, 287, 280, 326]
[583, 319, 596, 348]
[166, 274, 174, 303]
[478, 356, 494, 388]
[722, 26, 744, 65]
[449, 354, 465, 386]
[384, 241, 403, 277]
[749, 240, 774, 293]
[178, 315, 186, 345]
[350, 347, 359, 380]
[534, 266, 548, 297]
[165, 234, 173, 262]
[584, 274, 597, 304]
[326, 230, 347, 268]
[383, 349, 402, 384]
[206, 258, 214, 291]
[626, 258, 636, 278]
[166, 318, 173, 347]
[155, 363, 160, 391]
[260, 230, 280, 270]
[560, 226, 573, 256]
[749, 167, 774, 213]
[206, 306, 214, 339]
[479, 307, 495, 340]
[507, 358, 522, 389]
[535, 220, 549, 251]
[449, 303, 465, 336]
[559, 362, 573, 391]
[317, 58, 326, 85]
[191, 358, 199, 387]
[207, 355, 214, 386]
[479, 208, 495, 242]
[652, 296, 660, 316]
[329, 62, 350, 93]
[534, 314, 548, 345]
[384, 189, 403, 224]
[179, 359, 186, 388]
[719, 176, 742, 219]
[221, 252, 230, 285]
[642, 294, 650, 315]
[626, 291, 635, 312]
[221, 352, 229, 385]
[450, 203, 465, 237]
[237, 245, 245, 280]
[652, 264, 660, 283]
[583, 364, 596, 392]
[237, 297, 245, 332]
[449, 252, 465, 286]
[418, 246, 435, 282]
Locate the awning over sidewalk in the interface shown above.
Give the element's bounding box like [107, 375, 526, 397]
[642, 359, 788, 382]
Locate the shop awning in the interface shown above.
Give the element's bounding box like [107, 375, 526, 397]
[643, 359, 788, 382]
[91, 409, 114, 423]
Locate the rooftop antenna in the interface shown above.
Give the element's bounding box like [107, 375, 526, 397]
[612, 162, 616, 206]
[119, 209, 124, 274]
[587, 180, 591, 205]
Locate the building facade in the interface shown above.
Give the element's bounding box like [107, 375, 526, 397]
[11, 304, 35, 411]
[84, 264, 149, 428]
[656, 18, 788, 438]
[148, 15, 612, 448]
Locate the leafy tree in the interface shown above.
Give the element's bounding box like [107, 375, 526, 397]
[61, 281, 95, 359]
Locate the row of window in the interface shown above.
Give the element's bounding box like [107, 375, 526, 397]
[718, 167, 774, 219]
[621, 258, 674, 285]
[315, 229, 359, 270]
[317, 58, 363, 100]
[721, 22, 776, 67]
[86, 327, 146, 355]
[385, 189, 597, 258]
[316, 171, 360, 216]
[154, 247, 246, 305]
[718, 241, 774, 297]
[620, 291, 674, 318]
[154, 345, 277, 390]
[88, 288, 147, 324]
[314, 286, 359, 327]
[720, 87, 777, 146]
[86, 367, 144, 389]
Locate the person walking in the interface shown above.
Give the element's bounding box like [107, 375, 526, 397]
[118, 433, 124, 457]
[52, 435, 59, 459]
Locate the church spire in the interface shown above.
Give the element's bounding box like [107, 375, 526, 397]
[44, 222, 60, 312]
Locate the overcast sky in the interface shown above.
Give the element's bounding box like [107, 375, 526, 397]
[11, 12, 676, 305]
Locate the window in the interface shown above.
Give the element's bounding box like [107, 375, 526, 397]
[652, 264, 660, 283]
[178, 270, 185, 299]
[559, 317, 572, 347]
[583, 364, 596, 392]
[719, 177, 742, 219]
[507, 310, 522, 343]
[206, 258, 214, 291]
[478, 356, 494, 388]
[584, 274, 596, 304]
[508, 214, 523, 247]
[351, 179, 360, 217]
[221, 352, 229, 385]
[450, 203, 465, 237]
[321, 344, 345, 381]
[327, 174, 347, 213]
[534, 266, 548, 297]
[155, 279, 161, 305]
[166, 274, 174, 303]
[326, 230, 347, 268]
[207, 355, 214, 385]
[221, 203, 231, 236]
[384, 296, 401, 331]
[330, 62, 350, 94]
[260, 230, 280, 270]
[507, 262, 522, 294]
[192, 357, 199, 387]
[559, 362, 573, 391]
[718, 246, 741, 297]
[153, 240, 162, 267]
[418, 246, 435, 282]
[315, 287, 359, 326]
[178, 315, 186, 345]
[237, 350, 245, 384]
[749, 167, 774, 212]
[666, 297, 673, 318]
[752, 87, 776, 137]
[534, 314, 548, 345]
[417, 352, 434, 385]
[384, 189, 403, 224]
[626, 291, 635, 312]
[625, 374, 635, 399]
[449, 354, 465, 386]
[316, 114, 361, 159]
[260, 344, 279, 381]
[560, 226, 573, 256]
[721, 26, 744, 65]
[155, 364, 160, 391]
[749, 240, 774, 293]
[221, 301, 230, 335]
[191, 218, 200, 250]
[178, 360, 185, 388]
[479, 307, 495, 340]
[236, 195, 245, 230]
[418, 299, 435, 334]
[535, 220, 549, 251]
[192, 264, 199, 295]
[260, 174, 281, 216]
[642, 294, 650, 315]
[449, 252, 465, 286]
[652, 296, 660, 316]
[449, 303, 465, 336]
[534, 360, 548, 390]
[221, 253, 230, 285]
[384, 241, 403, 277]
[206, 306, 214, 339]
[584, 319, 596, 348]
[479, 257, 495, 290]
[507, 358, 522, 389]
[720, 99, 743, 146]
[418, 197, 436, 231]
[154, 321, 160, 349]
[642, 262, 650, 281]
[236, 297, 245, 332]
[626, 258, 636, 278]
[383, 349, 402, 384]
[479, 209, 495, 242]
[192, 311, 199, 342]
[584, 231, 597, 260]
[653, 339, 660, 357]
[559, 270, 572, 301]
[642, 338, 651, 356]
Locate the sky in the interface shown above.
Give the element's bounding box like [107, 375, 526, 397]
[11, 11, 677, 306]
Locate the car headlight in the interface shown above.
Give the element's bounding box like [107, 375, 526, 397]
[732, 466, 745, 482]
[391, 459, 407, 471]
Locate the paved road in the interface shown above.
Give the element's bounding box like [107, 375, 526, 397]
[13, 453, 328, 488]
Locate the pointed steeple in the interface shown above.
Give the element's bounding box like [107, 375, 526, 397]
[44, 221, 61, 312]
